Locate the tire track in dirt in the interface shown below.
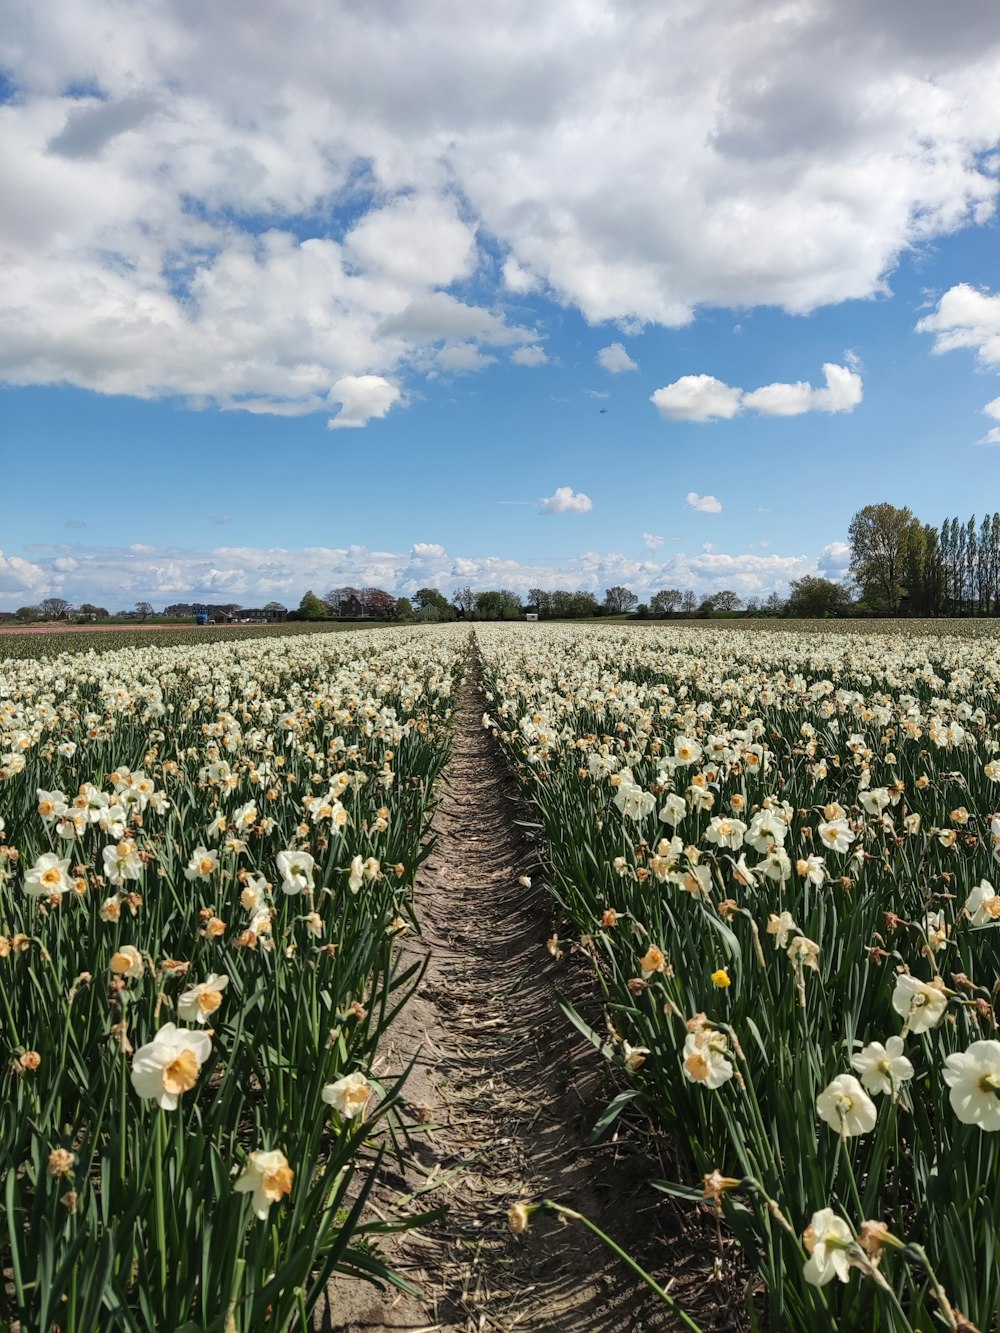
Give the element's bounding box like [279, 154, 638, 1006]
[315, 648, 731, 1332]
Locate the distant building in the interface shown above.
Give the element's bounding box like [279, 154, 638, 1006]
[525, 613, 539, 621]
[337, 594, 366, 618]
[239, 606, 287, 623]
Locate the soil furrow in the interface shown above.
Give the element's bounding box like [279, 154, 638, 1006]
[314, 653, 730, 1332]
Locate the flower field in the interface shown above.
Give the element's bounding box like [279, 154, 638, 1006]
[0, 626, 463, 1331]
[479, 622, 1000, 1331]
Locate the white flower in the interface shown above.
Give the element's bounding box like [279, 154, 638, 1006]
[234, 1148, 293, 1220]
[24, 851, 72, 898]
[850, 1037, 914, 1096]
[816, 1074, 877, 1137]
[859, 788, 890, 816]
[803, 1208, 854, 1286]
[36, 789, 68, 822]
[745, 810, 787, 853]
[102, 840, 144, 886]
[681, 1031, 734, 1089]
[130, 1023, 212, 1110]
[322, 1071, 372, 1119]
[276, 849, 315, 895]
[177, 973, 229, 1024]
[942, 1040, 1000, 1130]
[348, 854, 365, 893]
[184, 846, 219, 881]
[921, 911, 949, 953]
[891, 974, 948, 1034]
[658, 793, 687, 826]
[757, 846, 792, 882]
[704, 816, 746, 850]
[817, 819, 855, 854]
[965, 880, 1000, 928]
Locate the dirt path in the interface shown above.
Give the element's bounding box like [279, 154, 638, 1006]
[315, 654, 735, 1332]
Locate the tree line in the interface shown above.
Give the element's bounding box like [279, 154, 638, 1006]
[849, 502, 1000, 615]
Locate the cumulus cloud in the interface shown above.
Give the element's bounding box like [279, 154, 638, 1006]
[742, 363, 863, 415]
[0, 537, 854, 608]
[651, 376, 742, 422]
[917, 284, 1000, 366]
[540, 486, 594, 514]
[327, 375, 401, 429]
[818, 540, 852, 577]
[651, 363, 862, 421]
[642, 532, 664, 551]
[687, 491, 723, 513]
[2, 1, 998, 414]
[511, 345, 549, 367]
[64, 519, 86, 529]
[597, 342, 638, 374]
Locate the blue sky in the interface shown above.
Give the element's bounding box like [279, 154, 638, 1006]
[3, 1, 1000, 610]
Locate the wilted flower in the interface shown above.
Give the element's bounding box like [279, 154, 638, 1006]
[110, 945, 144, 979]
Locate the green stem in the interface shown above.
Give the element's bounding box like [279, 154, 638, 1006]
[538, 1200, 704, 1332]
[153, 1110, 168, 1303]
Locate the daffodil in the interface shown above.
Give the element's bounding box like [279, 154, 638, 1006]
[130, 1023, 212, 1110]
[942, 1040, 1000, 1130]
[234, 1149, 293, 1220]
[816, 1074, 877, 1137]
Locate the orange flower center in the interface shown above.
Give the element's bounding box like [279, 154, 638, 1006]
[263, 1165, 293, 1202]
[162, 1049, 199, 1096]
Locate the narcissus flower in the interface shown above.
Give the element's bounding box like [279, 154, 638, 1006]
[850, 1037, 914, 1096]
[130, 1023, 212, 1110]
[682, 1030, 734, 1089]
[322, 1071, 372, 1120]
[965, 880, 1000, 927]
[184, 847, 219, 882]
[816, 1074, 877, 1137]
[942, 1040, 1000, 1130]
[276, 849, 315, 895]
[891, 973, 948, 1034]
[802, 1208, 854, 1286]
[24, 851, 72, 898]
[234, 1149, 293, 1220]
[177, 973, 229, 1024]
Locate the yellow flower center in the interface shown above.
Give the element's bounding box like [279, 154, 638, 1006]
[197, 989, 223, 1014]
[199, 858, 214, 876]
[684, 1051, 710, 1082]
[40, 867, 62, 887]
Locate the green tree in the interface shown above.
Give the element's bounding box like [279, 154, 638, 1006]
[848, 503, 916, 611]
[394, 596, 414, 621]
[295, 589, 328, 620]
[413, 587, 449, 612]
[786, 576, 852, 617]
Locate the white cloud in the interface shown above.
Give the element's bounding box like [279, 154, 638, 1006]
[917, 284, 1000, 366]
[651, 376, 742, 422]
[0, 538, 853, 608]
[984, 396, 1000, 420]
[511, 345, 549, 367]
[642, 532, 664, 551]
[502, 255, 540, 294]
[327, 375, 401, 429]
[742, 363, 863, 415]
[540, 486, 594, 514]
[583, 388, 610, 399]
[2, 2, 998, 411]
[981, 427, 1000, 445]
[652, 363, 862, 422]
[436, 343, 496, 373]
[686, 491, 723, 513]
[818, 540, 852, 576]
[597, 342, 638, 374]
